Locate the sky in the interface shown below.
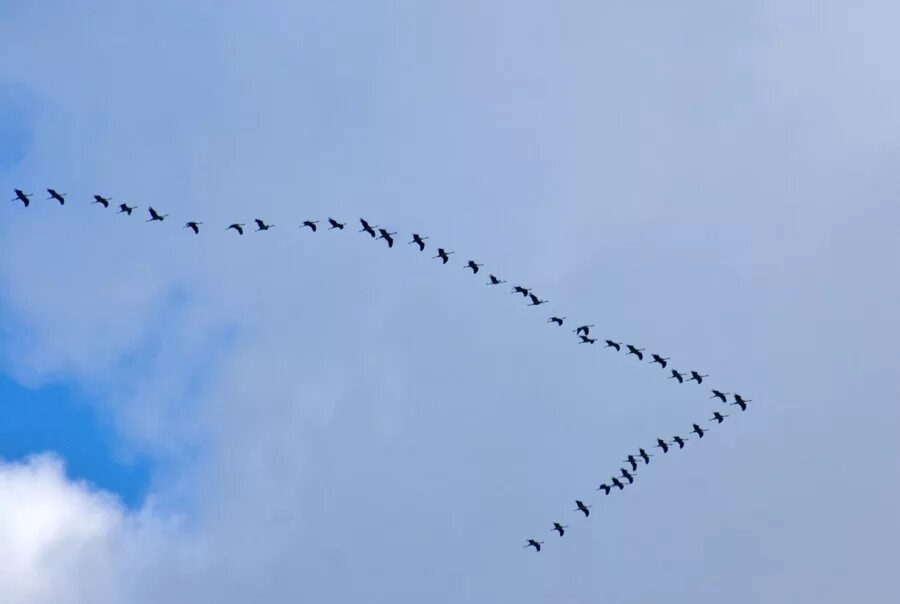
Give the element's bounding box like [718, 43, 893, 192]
[1, 1, 899, 602]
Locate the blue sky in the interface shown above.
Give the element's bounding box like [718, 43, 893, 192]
[1, 2, 899, 603]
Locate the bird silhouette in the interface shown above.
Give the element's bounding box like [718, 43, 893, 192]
[525, 539, 543, 552]
[184, 221, 202, 234]
[626, 345, 644, 360]
[733, 394, 752, 406]
[597, 483, 612, 495]
[92, 195, 111, 208]
[433, 248, 453, 264]
[377, 229, 397, 247]
[688, 371, 708, 384]
[578, 335, 597, 344]
[668, 370, 685, 384]
[638, 448, 652, 464]
[227, 223, 246, 235]
[11, 189, 31, 207]
[552, 523, 568, 537]
[487, 274, 506, 286]
[527, 293, 549, 306]
[511, 285, 530, 297]
[409, 233, 428, 251]
[671, 436, 687, 449]
[327, 218, 345, 230]
[465, 260, 483, 274]
[146, 207, 168, 222]
[710, 412, 728, 424]
[47, 189, 66, 205]
[255, 219, 274, 231]
[711, 390, 730, 403]
[548, 317, 565, 326]
[117, 203, 136, 215]
[574, 500, 591, 517]
[650, 354, 669, 368]
[300, 220, 319, 232]
[574, 324, 595, 336]
[624, 455, 639, 472]
[604, 340, 622, 351]
[691, 423, 707, 439]
[732, 397, 749, 412]
[620, 468, 635, 484]
[359, 219, 378, 237]
[655, 438, 670, 454]
[611, 477, 625, 490]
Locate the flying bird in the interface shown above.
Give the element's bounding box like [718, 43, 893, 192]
[604, 340, 622, 351]
[327, 218, 345, 230]
[227, 223, 246, 235]
[300, 220, 319, 232]
[377, 228, 397, 247]
[710, 412, 728, 424]
[624, 455, 639, 472]
[574, 500, 591, 517]
[671, 436, 687, 449]
[668, 370, 685, 384]
[655, 439, 670, 454]
[611, 477, 625, 490]
[711, 390, 730, 403]
[525, 539, 543, 552]
[733, 394, 752, 406]
[688, 371, 708, 384]
[11, 189, 31, 207]
[574, 324, 595, 336]
[578, 335, 597, 344]
[146, 207, 168, 222]
[552, 523, 568, 537]
[465, 260, 483, 274]
[620, 468, 635, 484]
[255, 219, 274, 231]
[92, 195, 111, 208]
[527, 293, 548, 306]
[597, 483, 612, 495]
[732, 397, 749, 412]
[433, 248, 453, 264]
[511, 285, 530, 297]
[626, 345, 644, 360]
[548, 317, 565, 326]
[409, 233, 428, 251]
[691, 423, 707, 439]
[47, 189, 66, 205]
[117, 203, 136, 215]
[638, 448, 652, 464]
[359, 219, 378, 237]
[184, 221, 202, 234]
[650, 354, 669, 368]
[487, 274, 506, 286]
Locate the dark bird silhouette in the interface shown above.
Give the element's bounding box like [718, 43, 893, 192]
[227, 223, 246, 235]
[184, 221, 202, 234]
[638, 448, 652, 464]
[525, 539, 543, 552]
[300, 220, 318, 232]
[92, 195, 111, 208]
[527, 293, 549, 306]
[487, 274, 506, 286]
[733, 394, 752, 406]
[597, 483, 612, 495]
[47, 189, 66, 205]
[626, 345, 645, 360]
[732, 397, 749, 412]
[409, 233, 428, 251]
[548, 316, 565, 326]
[655, 439, 670, 454]
[710, 412, 728, 424]
[377, 228, 397, 247]
[688, 371, 708, 384]
[691, 423, 707, 439]
[651, 354, 669, 368]
[604, 340, 622, 351]
[359, 219, 378, 238]
[327, 218, 345, 230]
[671, 436, 687, 449]
[552, 523, 568, 537]
[465, 260, 483, 274]
[711, 390, 730, 403]
[620, 468, 635, 484]
[433, 248, 453, 264]
[255, 219, 274, 231]
[12, 189, 31, 207]
[117, 203, 136, 215]
[579, 335, 597, 344]
[574, 500, 591, 517]
[574, 324, 595, 336]
[511, 285, 531, 297]
[611, 477, 625, 490]
[623, 455, 639, 472]
[668, 370, 685, 384]
[146, 207, 168, 222]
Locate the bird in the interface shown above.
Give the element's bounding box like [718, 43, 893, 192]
[465, 260, 482, 274]
[626, 345, 645, 360]
[511, 286, 531, 297]
[487, 274, 506, 286]
[574, 500, 591, 517]
[732, 397, 749, 412]
[655, 439, 670, 454]
[92, 195, 111, 208]
[117, 203, 136, 215]
[668, 370, 685, 384]
[638, 448, 652, 464]
[579, 335, 597, 344]
[409, 233, 428, 251]
[733, 394, 752, 406]
[327, 218, 345, 230]
[691, 423, 707, 439]
[525, 539, 543, 552]
[688, 371, 708, 384]
[604, 340, 622, 351]
[710, 412, 728, 424]
[184, 221, 202, 234]
[433, 248, 453, 264]
[574, 324, 595, 336]
[548, 317, 565, 326]
[671, 436, 687, 449]
[300, 220, 319, 232]
[650, 354, 669, 368]
[11, 189, 31, 207]
[359, 218, 378, 237]
[47, 189, 66, 205]
[623, 455, 639, 472]
[711, 390, 730, 403]
[255, 219, 274, 231]
[552, 523, 568, 537]
[611, 477, 625, 490]
[597, 483, 612, 495]
[527, 293, 549, 306]
[620, 468, 635, 484]
[227, 223, 246, 235]
[377, 229, 397, 247]
[146, 207, 168, 222]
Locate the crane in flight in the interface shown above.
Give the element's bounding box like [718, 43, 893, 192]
[610, 477, 625, 491]
[300, 220, 319, 232]
[623, 455, 639, 472]
[117, 203, 136, 215]
[359, 218, 378, 238]
[671, 436, 688, 449]
[511, 285, 530, 297]
[327, 218, 345, 230]
[619, 468, 635, 484]
[255, 219, 274, 231]
[227, 223, 246, 235]
[184, 221, 202, 234]
[92, 195, 111, 208]
[433, 248, 453, 264]
[732, 395, 750, 411]
[527, 293, 549, 306]
[578, 335, 597, 344]
[637, 448, 652, 464]
[11, 189, 31, 207]
[688, 371, 708, 384]
[146, 207, 168, 222]
[626, 345, 645, 360]
[552, 523, 568, 537]
[604, 340, 622, 351]
[47, 189, 66, 205]
[668, 370, 686, 384]
[465, 260, 483, 274]
[487, 274, 506, 286]
[409, 233, 428, 251]
[574, 500, 591, 517]
[710, 412, 728, 424]
[711, 390, 730, 403]
[525, 539, 543, 552]
[377, 229, 397, 247]
[574, 324, 594, 336]
[597, 483, 612, 495]
[548, 317, 565, 326]
[650, 354, 669, 368]
[655, 439, 670, 454]
[691, 423, 707, 439]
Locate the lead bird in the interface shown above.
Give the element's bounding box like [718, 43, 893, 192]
[409, 233, 428, 251]
[146, 207, 168, 222]
[552, 523, 568, 537]
[359, 218, 378, 238]
[574, 500, 591, 517]
[327, 218, 345, 230]
[604, 340, 622, 351]
[579, 335, 596, 344]
[668, 370, 686, 384]
[92, 195, 111, 208]
[377, 228, 397, 247]
[433, 248, 453, 264]
[651, 354, 669, 368]
[524, 539, 543, 552]
[184, 221, 202, 234]
[626, 345, 645, 360]
[548, 316, 565, 326]
[47, 189, 66, 205]
[691, 423, 707, 439]
[487, 274, 506, 286]
[574, 325, 595, 336]
[255, 219, 274, 231]
[227, 223, 246, 235]
[688, 371, 708, 384]
[710, 412, 728, 424]
[11, 189, 31, 207]
[528, 293, 548, 306]
[465, 260, 482, 274]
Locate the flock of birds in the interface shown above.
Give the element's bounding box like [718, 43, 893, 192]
[10, 188, 753, 552]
